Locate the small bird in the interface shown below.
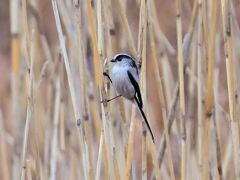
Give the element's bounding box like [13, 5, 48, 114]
[102, 53, 155, 143]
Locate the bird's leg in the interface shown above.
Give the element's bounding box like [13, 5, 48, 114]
[100, 95, 122, 103]
[103, 72, 112, 83]
[102, 72, 120, 103]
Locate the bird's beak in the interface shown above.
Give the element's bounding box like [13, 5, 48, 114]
[110, 59, 116, 62]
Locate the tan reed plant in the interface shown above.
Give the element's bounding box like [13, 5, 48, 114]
[202, 0, 219, 179]
[221, 0, 240, 179]
[175, 0, 187, 179]
[3, 0, 240, 180]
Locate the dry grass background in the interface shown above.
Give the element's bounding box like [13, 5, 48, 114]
[1, 0, 240, 179]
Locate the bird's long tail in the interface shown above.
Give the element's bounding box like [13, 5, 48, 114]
[134, 97, 155, 143]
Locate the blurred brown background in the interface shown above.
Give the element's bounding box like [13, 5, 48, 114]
[2, 0, 239, 137]
[0, 0, 194, 136]
[1, 0, 240, 179]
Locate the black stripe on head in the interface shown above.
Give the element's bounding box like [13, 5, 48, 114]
[114, 54, 132, 62]
[114, 54, 137, 67]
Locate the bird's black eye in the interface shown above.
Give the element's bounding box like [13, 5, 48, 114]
[117, 58, 122, 61]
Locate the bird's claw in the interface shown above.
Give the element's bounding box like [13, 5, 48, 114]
[103, 72, 108, 76]
[100, 99, 108, 104]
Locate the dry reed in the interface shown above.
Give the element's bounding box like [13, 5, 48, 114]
[1, 0, 240, 179]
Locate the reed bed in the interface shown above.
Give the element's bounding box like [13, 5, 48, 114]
[0, 0, 239, 179]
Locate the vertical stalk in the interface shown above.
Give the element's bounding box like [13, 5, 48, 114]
[197, 0, 203, 172]
[138, 0, 148, 179]
[125, 107, 136, 180]
[220, 0, 240, 179]
[86, 0, 103, 87]
[0, 110, 10, 180]
[175, 0, 187, 179]
[100, 92, 115, 179]
[10, 0, 21, 134]
[20, 30, 35, 180]
[202, 0, 218, 179]
[213, 61, 223, 180]
[50, 78, 61, 180]
[95, 131, 104, 180]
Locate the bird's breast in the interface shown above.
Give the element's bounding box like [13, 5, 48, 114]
[111, 66, 136, 100]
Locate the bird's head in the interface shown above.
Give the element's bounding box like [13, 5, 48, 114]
[110, 53, 135, 66]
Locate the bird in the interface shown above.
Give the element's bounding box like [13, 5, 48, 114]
[102, 53, 155, 143]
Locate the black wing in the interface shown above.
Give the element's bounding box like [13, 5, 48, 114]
[127, 70, 143, 108]
[127, 70, 155, 143]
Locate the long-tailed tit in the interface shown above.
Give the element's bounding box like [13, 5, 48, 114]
[102, 53, 155, 143]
